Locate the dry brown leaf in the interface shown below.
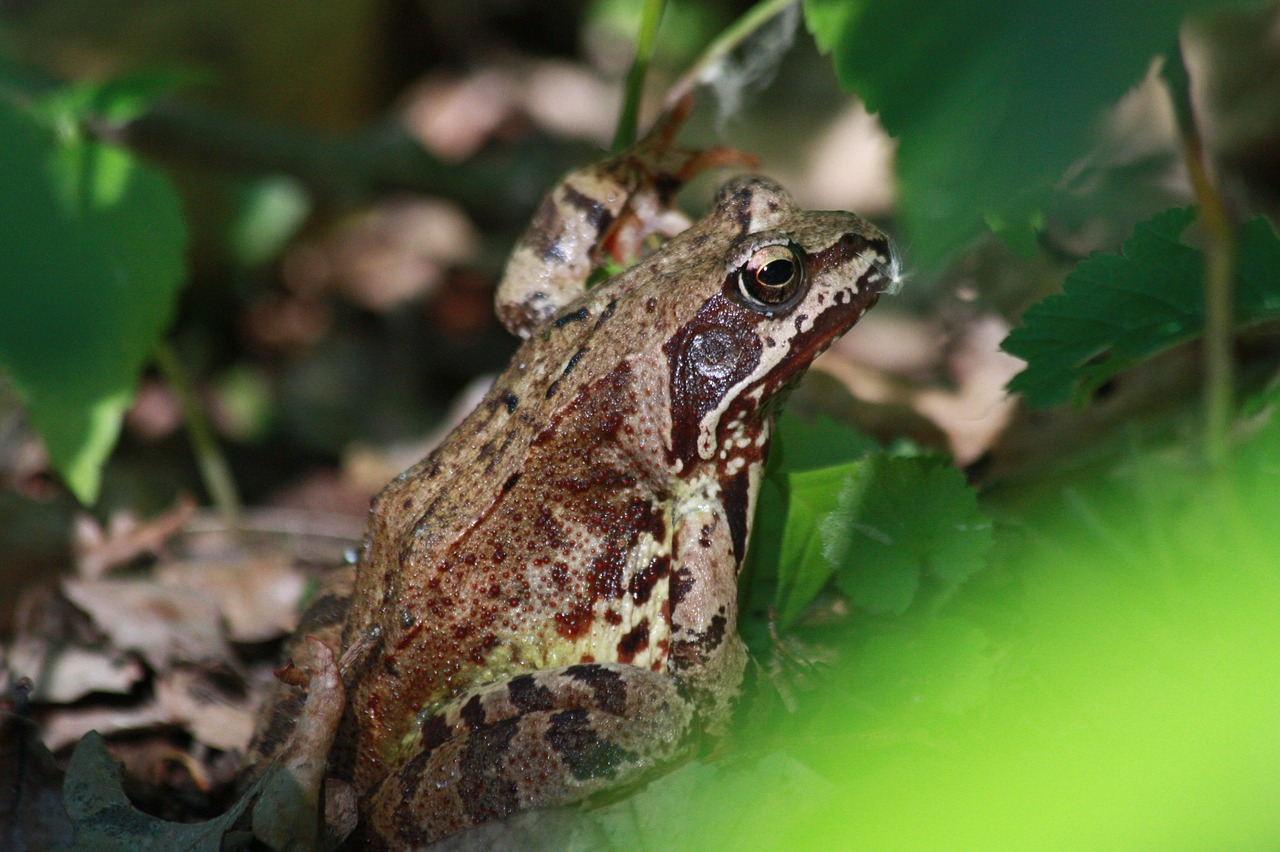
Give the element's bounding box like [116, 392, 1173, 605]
[40, 700, 173, 753]
[155, 554, 306, 643]
[61, 578, 233, 672]
[155, 667, 258, 753]
[73, 496, 196, 580]
[4, 642, 144, 704]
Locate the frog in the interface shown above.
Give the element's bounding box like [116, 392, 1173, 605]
[249, 117, 896, 849]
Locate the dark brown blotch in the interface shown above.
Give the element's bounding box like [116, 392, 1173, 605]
[565, 663, 628, 716]
[545, 347, 588, 398]
[460, 694, 486, 728]
[507, 674, 556, 713]
[544, 708, 638, 782]
[457, 718, 522, 825]
[628, 555, 670, 605]
[561, 184, 615, 234]
[616, 620, 650, 664]
[670, 567, 695, 608]
[553, 307, 591, 328]
[420, 712, 451, 755]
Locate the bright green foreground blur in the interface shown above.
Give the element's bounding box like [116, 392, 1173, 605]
[672, 430, 1280, 850]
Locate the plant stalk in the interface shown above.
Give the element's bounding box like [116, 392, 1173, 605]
[613, 0, 669, 152]
[666, 0, 798, 108]
[1165, 40, 1236, 469]
[153, 341, 244, 531]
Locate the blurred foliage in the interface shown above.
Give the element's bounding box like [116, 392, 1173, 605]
[804, 0, 1237, 266]
[0, 81, 187, 503]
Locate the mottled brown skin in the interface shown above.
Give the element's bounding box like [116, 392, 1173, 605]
[495, 95, 753, 339]
[252, 173, 895, 848]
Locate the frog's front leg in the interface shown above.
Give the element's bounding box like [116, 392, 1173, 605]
[362, 663, 696, 848]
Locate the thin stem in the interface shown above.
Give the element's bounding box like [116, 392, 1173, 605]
[666, 0, 798, 108]
[1165, 41, 1236, 469]
[153, 341, 244, 531]
[613, 0, 668, 152]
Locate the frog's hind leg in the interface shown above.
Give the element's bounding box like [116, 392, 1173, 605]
[362, 662, 696, 847]
[245, 564, 356, 771]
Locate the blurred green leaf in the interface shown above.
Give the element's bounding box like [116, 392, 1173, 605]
[771, 410, 880, 472]
[1003, 208, 1280, 408]
[803, 0, 1229, 266]
[29, 66, 207, 128]
[0, 98, 187, 502]
[229, 176, 311, 267]
[821, 455, 992, 615]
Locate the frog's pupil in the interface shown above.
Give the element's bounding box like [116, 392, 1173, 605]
[758, 259, 793, 287]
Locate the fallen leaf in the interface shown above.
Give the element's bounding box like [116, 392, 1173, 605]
[63, 731, 255, 851]
[155, 554, 306, 643]
[40, 701, 172, 753]
[155, 667, 258, 753]
[73, 496, 196, 580]
[61, 578, 233, 672]
[4, 643, 144, 704]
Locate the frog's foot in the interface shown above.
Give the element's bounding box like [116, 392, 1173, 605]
[361, 662, 696, 848]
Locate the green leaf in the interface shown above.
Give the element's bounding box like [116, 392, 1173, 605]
[748, 412, 879, 628]
[0, 98, 188, 502]
[803, 0, 1228, 266]
[773, 464, 851, 627]
[821, 455, 992, 616]
[846, 617, 994, 717]
[31, 66, 208, 127]
[771, 410, 880, 472]
[1003, 208, 1280, 408]
[63, 732, 255, 850]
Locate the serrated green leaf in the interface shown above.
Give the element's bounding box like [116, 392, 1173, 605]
[803, 0, 1228, 266]
[1003, 208, 1280, 408]
[821, 455, 992, 616]
[0, 99, 187, 502]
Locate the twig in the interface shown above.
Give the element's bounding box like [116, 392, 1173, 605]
[1164, 40, 1236, 469]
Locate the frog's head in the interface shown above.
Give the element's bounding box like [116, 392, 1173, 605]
[662, 175, 897, 467]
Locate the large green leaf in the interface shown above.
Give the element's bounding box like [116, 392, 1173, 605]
[1003, 208, 1280, 408]
[820, 455, 992, 616]
[804, 0, 1228, 266]
[0, 97, 187, 502]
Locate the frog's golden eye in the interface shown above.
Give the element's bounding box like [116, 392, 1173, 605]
[738, 243, 805, 311]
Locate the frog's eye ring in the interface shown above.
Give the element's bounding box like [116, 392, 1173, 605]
[738, 243, 806, 312]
